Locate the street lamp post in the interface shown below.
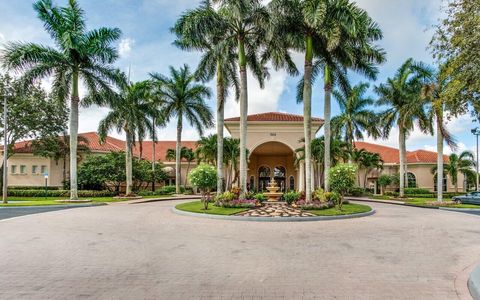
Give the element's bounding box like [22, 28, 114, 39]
[472, 128, 480, 192]
[2, 92, 9, 204]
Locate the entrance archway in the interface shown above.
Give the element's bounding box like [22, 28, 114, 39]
[248, 141, 296, 192]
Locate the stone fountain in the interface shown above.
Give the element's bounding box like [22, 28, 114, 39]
[264, 178, 283, 202]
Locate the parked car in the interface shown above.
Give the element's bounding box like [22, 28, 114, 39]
[452, 192, 480, 205]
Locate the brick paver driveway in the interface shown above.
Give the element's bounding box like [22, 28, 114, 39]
[0, 200, 479, 300]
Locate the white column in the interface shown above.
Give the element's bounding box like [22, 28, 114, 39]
[299, 162, 305, 192]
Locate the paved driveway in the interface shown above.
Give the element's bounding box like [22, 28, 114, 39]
[0, 201, 479, 300]
[0, 205, 94, 221]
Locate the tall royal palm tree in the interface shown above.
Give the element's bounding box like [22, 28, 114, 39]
[432, 151, 476, 193]
[1, 0, 124, 199]
[94, 81, 156, 196]
[270, 0, 385, 198]
[349, 147, 367, 185]
[150, 65, 213, 194]
[331, 82, 380, 148]
[172, 1, 240, 195]
[376, 59, 433, 197]
[421, 71, 457, 202]
[211, 0, 269, 198]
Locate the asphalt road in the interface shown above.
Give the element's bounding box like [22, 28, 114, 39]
[0, 205, 96, 221]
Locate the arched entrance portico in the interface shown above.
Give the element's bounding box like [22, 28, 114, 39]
[248, 141, 297, 192]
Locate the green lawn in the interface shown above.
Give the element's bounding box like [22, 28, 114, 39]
[306, 203, 372, 216]
[175, 201, 249, 215]
[0, 195, 170, 207]
[405, 198, 480, 209]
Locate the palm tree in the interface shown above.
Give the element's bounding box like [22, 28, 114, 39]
[432, 151, 476, 193]
[332, 82, 381, 148]
[95, 81, 156, 196]
[1, 0, 124, 200]
[349, 147, 367, 185]
[360, 151, 383, 189]
[166, 147, 192, 186]
[196, 134, 218, 165]
[211, 0, 269, 198]
[223, 137, 242, 190]
[295, 136, 349, 189]
[150, 65, 213, 194]
[375, 58, 433, 197]
[172, 1, 240, 195]
[421, 71, 457, 202]
[271, 0, 385, 198]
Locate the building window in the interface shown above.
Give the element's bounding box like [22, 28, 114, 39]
[41, 165, 48, 174]
[258, 166, 271, 191]
[20, 165, 26, 174]
[434, 176, 447, 192]
[289, 176, 295, 191]
[274, 166, 286, 192]
[249, 176, 255, 191]
[32, 165, 38, 174]
[407, 172, 416, 188]
[11, 165, 16, 174]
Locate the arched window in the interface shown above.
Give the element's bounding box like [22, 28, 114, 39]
[274, 166, 286, 178]
[249, 176, 255, 191]
[289, 176, 295, 191]
[258, 166, 271, 191]
[407, 172, 417, 188]
[258, 166, 271, 178]
[274, 166, 286, 192]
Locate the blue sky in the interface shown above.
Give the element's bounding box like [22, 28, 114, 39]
[0, 0, 477, 155]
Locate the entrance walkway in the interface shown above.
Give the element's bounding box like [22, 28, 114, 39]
[236, 202, 316, 217]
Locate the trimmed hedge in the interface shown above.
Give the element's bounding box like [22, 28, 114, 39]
[7, 189, 117, 197]
[404, 188, 432, 195]
[8, 186, 61, 191]
[137, 185, 183, 196]
[385, 191, 466, 199]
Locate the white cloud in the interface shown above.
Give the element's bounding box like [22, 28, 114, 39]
[0, 32, 5, 42]
[224, 67, 288, 119]
[119, 38, 134, 58]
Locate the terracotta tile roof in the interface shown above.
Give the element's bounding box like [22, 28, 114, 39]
[2, 132, 197, 163]
[133, 141, 198, 162]
[354, 141, 449, 164]
[225, 112, 323, 122]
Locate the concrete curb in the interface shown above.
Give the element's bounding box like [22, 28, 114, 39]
[131, 195, 202, 204]
[439, 207, 480, 213]
[469, 265, 480, 300]
[171, 206, 375, 222]
[347, 197, 480, 212]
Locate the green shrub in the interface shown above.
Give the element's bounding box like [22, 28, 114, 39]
[347, 187, 368, 197]
[7, 189, 116, 197]
[216, 191, 236, 202]
[254, 193, 267, 203]
[313, 188, 326, 202]
[8, 186, 60, 190]
[404, 188, 432, 195]
[188, 164, 217, 209]
[328, 163, 357, 210]
[283, 191, 300, 205]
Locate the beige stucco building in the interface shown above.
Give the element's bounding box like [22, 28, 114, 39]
[0, 112, 467, 193]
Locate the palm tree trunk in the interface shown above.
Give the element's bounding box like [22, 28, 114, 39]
[216, 60, 225, 195]
[125, 130, 133, 196]
[184, 161, 191, 187]
[69, 70, 79, 200]
[176, 117, 182, 194]
[399, 125, 406, 197]
[303, 35, 313, 202]
[436, 114, 443, 202]
[324, 65, 332, 193]
[238, 38, 248, 198]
